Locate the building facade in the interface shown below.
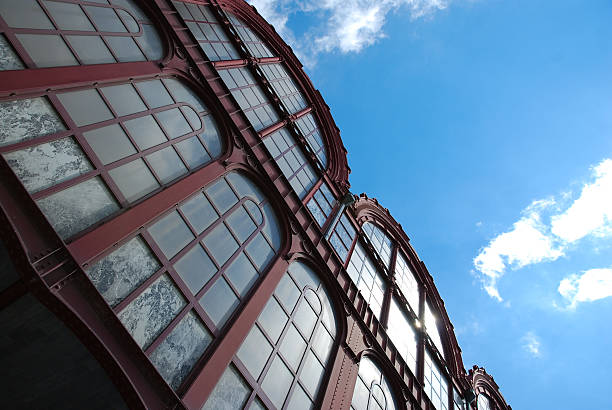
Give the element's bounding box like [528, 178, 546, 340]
[0, 1, 511, 409]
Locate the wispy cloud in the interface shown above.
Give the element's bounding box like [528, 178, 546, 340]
[248, 0, 449, 66]
[473, 158, 612, 301]
[558, 267, 612, 309]
[521, 331, 542, 358]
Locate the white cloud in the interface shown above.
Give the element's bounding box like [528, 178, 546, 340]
[558, 267, 612, 309]
[473, 199, 564, 301]
[521, 331, 542, 358]
[248, 0, 449, 65]
[474, 158, 612, 302]
[551, 159, 612, 242]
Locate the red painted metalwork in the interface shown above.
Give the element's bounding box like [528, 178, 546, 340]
[0, 0, 512, 409]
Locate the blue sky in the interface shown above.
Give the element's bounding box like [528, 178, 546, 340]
[249, 0, 612, 408]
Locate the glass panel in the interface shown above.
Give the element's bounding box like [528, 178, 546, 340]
[201, 116, 222, 156]
[182, 106, 202, 130]
[205, 178, 238, 214]
[117, 274, 186, 349]
[57, 89, 113, 126]
[0, 0, 54, 29]
[395, 251, 419, 314]
[85, 236, 159, 307]
[274, 274, 300, 313]
[146, 146, 187, 184]
[258, 297, 287, 343]
[108, 158, 159, 203]
[156, 107, 192, 139]
[83, 123, 136, 165]
[162, 78, 205, 112]
[136, 24, 164, 60]
[45, 1, 95, 31]
[362, 222, 393, 268]
[134, 79, 173, 109]
[122, 115, 167, 150]
[0, 34, 25, 70]
[84, 5, 127, 32]
[387, 298, 417, 373]
[16, 34, 78, 67]
[425, 303, 445, 358]
[261, 355, 293, 408]
[311, 325, 333, 365]
[225, 252, 258, 297]
[4, 137, 92, 193]
[346, 242, 385, 319]
[150, 311, 212, 389]
[300, 350, 324, 397]
[0, 97, 66, 147]
[237, 325, 273, 380]
[202, 223, 239, 266]
[199, 276, 238, 328]
[287, 384, 312, 410]
[294, 299, 317, 339]
[279, 324, 306, 371]
[179, 193, 217, 234]
[37, 177, 119, 239]
[148, 210, 194, 259]
[226, 205, 257, 244]
[245, 233, 274, 270]
[100, 84, 147, 117]
[104, 36, 145, 62]
[351, 357, 398, 410]
[173, 245, 216, 295]
[66, 35, 115, 64]
[175, 136, 210, 169]
[202, 365, 251, 410]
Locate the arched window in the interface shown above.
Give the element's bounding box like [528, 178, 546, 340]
[425, 302, 445, 358]
[1, 76, 223, 240]
[83, 171, 282, 390]
[203, 261, 337, 409]
[394, 251, 419, 315]
[0, 0, 163, 68]
[477, 394, 492, 410]
[362, 222, 393, 269]
[346, 242, 386, 319]
[424, 350, 448, 410]
[387, 297, 418, 373]
[350, 356, 398, 410]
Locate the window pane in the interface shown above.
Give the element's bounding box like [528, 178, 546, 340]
[100, 84, 147, 117]
[4, 137, 92, 193]
[57, 89, 113, 127]
[245, 233, 274, 270]
[37, 177, 119, 239]
[287, 383, 312, 410]
[202, 365, 251, 410]
[311, 325, 333, 365]
[85, 236, 160, 307]
[175, 136, 210, 169]
[258, 297, 287, 343]
[294, 299, 317, 339]
[226, 205, 257, 244]
[148, 210, 194, 259]
[279, 324, 306, 371]
[45, 1, 94, 31]
[261, 355, 293, 409]
[0, 34, 24, 70]
[156, 107, 192, 138]
[145, 146, 187, 184]
[179, 193, 217, 234]
[237, 325, 273, 380]
[274, 274, 300, 313]
[224, 252, 258, 297]
[199, 277, 238, 328]
[118, 274, 186, 349]
[66, 35, 115, 64]
[83, 123, 136, 165]
[149, 311, 212, 389]
[205, 178, 238, 214]
[0, 0, 54, 29]
[122, 115, 167, 150]
[84, 5, 127, 32]
[387, 298, 417, 373]
[300, 350, 324, 397]
[108, 158, 159, 203]
[16, 34, 78, 67]
[104, 36, 145, 61]
[202, 223, 239, 266]
[173, 245, 216, 295]
[134, 79, 173, 109]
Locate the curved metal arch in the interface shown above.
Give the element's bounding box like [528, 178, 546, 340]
[469, 367, 511, 410]
[355, 348, 408, 410]
[215, 0, 351, 193]
[351, 193, 467, 381]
